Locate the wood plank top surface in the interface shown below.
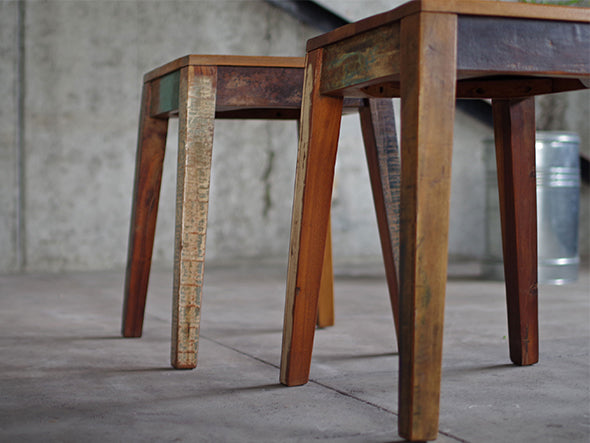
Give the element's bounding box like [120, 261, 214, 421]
[144, 55, 304, 82]
[307, 0, 590, 51]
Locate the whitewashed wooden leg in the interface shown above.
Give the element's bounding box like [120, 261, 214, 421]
[171, 65, 217, 369]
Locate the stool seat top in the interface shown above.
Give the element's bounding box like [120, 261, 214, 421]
[145, 55, 304, 82]
[307, 0, 590, 51]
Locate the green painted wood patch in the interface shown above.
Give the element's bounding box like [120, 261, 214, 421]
[321, 23, 401, 94]
[155, 70, 180, 115]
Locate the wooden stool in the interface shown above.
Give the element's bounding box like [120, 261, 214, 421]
[279, 1, 589, 441]
[121, 55, 400, 370]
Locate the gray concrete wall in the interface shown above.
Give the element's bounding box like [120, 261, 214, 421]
[7, 0, 318, 272]
[0, 1, 19, 273]
[0, 0, 587, 274]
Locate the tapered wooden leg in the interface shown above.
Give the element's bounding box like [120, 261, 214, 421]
[398, 12, 458, 442]
[171, 66, 217, 369]
[298, 121, 335, 330]
[122, 81, 168, 337]
[317, 218, 335, 328]
[359, 98, 400, 339]
[280, 50, 344, 386]
[492, 97, 539, 366]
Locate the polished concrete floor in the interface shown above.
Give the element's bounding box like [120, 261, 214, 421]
[0, 261, 588, 442]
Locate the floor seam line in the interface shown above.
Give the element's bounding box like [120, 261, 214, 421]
[200, 334, 470, 443]
[200, 334, 281, 370]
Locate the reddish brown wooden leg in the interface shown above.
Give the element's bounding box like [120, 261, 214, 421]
[296, 120, 335, 330]
[492, 97, 539, 366]
[398, 12, 458, 441]
[280, 50, 344, 386]
[359, 98, 400, 340]
[122, 81, 168, 337]
[171, 66, 217, 369]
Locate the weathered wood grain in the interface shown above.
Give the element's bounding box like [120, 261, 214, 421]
[398, 11, 457, 442]
[359, 98, 400, 337]
[216, 66, 303, 110]
[492, 97, 539, 367]
[458, 17, 590, 79]
[280, 50, 344, 386]
[321, 23, 400, 95]
[148, 63, 366, 119]
[122, 81, 168, 338]
[171, 65, 217, 369]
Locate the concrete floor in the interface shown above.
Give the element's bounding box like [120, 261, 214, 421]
[0, 262, 588, 442]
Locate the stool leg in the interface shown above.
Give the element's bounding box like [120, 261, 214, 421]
[301, 118, 335, 330]
[317, 217, 335, 328]
[492, 97, 539, 366]
[359, 98, 400, 340]
[280, 49, 344, 386]
[171, 65, 217, 369]
[122, 81, 168, 337]
[398, 12, 457, 441]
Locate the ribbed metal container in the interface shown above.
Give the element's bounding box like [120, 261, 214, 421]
[483, 132, 580, 285]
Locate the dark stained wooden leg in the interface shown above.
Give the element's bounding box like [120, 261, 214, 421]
[398, 12, 458, 441]
[280, 50, 344, 386]
[170, 66, 217, 369]
[492, 97, 539, 366]
[359, 98, 400, 340]
[122, 81, 168, 337]
[317, 218, 335, 328]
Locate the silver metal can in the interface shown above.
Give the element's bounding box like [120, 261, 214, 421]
[483, 132, 580, 285]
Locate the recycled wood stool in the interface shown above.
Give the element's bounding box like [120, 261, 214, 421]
[279, 1, 590, 440]
[121, 55, 400, 370]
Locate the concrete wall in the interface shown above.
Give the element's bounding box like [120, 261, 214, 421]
[0, 0, 586, 274]
[3, 0, 318, 272]
[0, 1, 19, 272]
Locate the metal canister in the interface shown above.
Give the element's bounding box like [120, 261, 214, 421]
[483, 132, 580, 285]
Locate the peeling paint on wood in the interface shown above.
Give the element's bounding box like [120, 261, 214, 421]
[321, 23, 400, 94]
[171, 65, 217, 369]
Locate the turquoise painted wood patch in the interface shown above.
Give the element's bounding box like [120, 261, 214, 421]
[321, 23, 401, 94]
[157, 70, 180, 115]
